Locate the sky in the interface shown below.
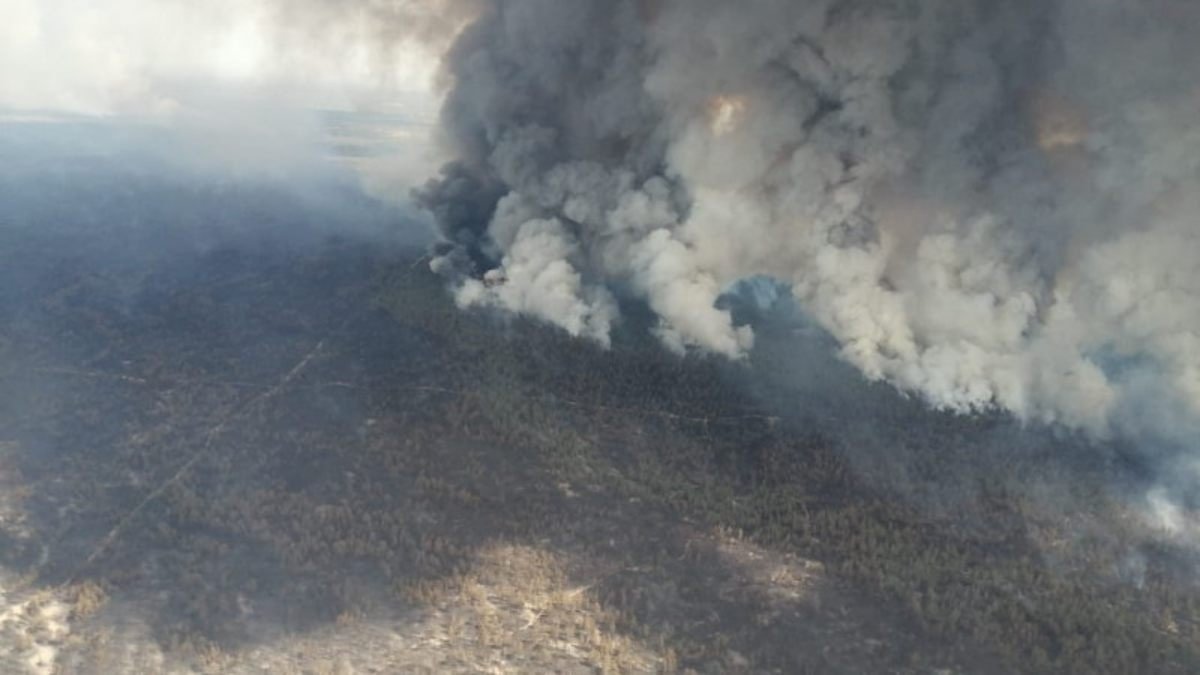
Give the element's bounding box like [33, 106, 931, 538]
[0, 0, 446, 195]
[0, 0, 441, 115]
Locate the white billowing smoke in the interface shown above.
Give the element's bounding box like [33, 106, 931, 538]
[419, 0, 1200, 442]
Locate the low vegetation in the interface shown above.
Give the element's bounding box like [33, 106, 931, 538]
[372, 262, 1200, 674]
[1, 242, 1196, 673]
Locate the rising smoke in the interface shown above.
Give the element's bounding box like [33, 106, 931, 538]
[417, 0, 1200, 448]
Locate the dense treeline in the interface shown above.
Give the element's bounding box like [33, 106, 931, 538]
[377, 262, 1200, 674]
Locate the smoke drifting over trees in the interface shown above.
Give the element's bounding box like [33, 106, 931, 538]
[415, 0, 1200, 450]
[5, 4, 1200, 671]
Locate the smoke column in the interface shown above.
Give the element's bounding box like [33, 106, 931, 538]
[417, 0, 1200, 447]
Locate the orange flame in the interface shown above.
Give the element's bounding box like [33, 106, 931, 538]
[707, 95, 748, 137]
[1032, 92, 1089, 153]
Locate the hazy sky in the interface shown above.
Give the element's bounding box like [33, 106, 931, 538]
[0, 0, 441, 116]
[0, 0, 449, 196]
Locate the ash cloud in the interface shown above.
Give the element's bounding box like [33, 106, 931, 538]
[419, 0, 1200, 449]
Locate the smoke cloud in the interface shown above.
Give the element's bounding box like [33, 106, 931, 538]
[418, 0, 1200, 446]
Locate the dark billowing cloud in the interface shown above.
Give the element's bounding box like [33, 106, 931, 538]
[416, 0, 1200, 463]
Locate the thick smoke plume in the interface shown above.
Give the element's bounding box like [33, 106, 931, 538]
[418, 0, 1200, 445]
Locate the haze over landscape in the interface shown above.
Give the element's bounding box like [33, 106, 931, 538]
[1, 1, 1199, 673]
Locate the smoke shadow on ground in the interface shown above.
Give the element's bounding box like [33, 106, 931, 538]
[0, 213, 948, 673]
[0, 148, 1196, 672]
[0, 159, 964, 673]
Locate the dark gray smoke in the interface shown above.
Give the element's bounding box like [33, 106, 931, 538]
[416, 0, 1200, 470]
